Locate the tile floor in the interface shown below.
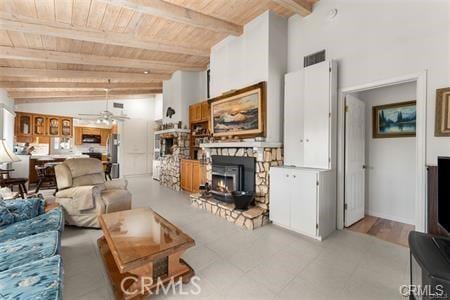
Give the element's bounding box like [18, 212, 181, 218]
[62, 176, 409, 299]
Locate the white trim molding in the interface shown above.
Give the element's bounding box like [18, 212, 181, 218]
[338, 71, 428, 233]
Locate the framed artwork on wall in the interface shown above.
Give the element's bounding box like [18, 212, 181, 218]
[372, 100, 416, 138]
[209, 82, 266, 138]
[435, 87, 450, 136]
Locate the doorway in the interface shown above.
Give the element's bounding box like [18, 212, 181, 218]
[337, 72, 427, 242]
[344, 82, 417, 246]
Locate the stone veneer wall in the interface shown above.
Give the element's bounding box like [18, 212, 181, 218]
[160, 131, 190, 191]
[202, 147, 283, 211]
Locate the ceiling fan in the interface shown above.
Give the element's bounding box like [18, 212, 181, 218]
[78, 80, 130, 124]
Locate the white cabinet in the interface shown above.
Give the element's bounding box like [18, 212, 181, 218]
[284, 60, 337, 169]
[269, 166, 336, 240]
[152, 159, 161, 180]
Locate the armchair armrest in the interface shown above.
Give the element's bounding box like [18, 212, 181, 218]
[104, 179, 128, 190]
[1, 198, 45, 224]
[55, 185, 102, 211]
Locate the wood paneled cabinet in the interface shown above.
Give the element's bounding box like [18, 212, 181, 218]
[180, 159, 204, 193]
[15, 113, 32, 137]
[189, 101, 209, 123]
[15, 112, 73, 140]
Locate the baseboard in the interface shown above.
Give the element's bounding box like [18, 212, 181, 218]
[365, 210, 415, 226]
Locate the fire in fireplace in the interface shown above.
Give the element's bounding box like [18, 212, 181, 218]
[210, 155, 255, 203]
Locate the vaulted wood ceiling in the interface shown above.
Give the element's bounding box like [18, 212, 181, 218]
[0, 0, 317, 103]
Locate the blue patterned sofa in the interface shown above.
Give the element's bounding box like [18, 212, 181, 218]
[0, 199, 64, 299]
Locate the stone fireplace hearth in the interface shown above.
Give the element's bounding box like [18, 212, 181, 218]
[190, 141, 283, 229]
[158, 129, 190, 191]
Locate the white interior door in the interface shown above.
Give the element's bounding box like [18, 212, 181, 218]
[345, 94, 366, 227]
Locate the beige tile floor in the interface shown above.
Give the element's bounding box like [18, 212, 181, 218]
[61, 176, 409, 300]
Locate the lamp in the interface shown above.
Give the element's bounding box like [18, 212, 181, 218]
[0, 139, 20, 165]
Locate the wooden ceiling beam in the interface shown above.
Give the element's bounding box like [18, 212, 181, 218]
[0, 81, 161, 90]
[0, 67, 170, 81]
[101, 0, 242, 35]
[0, 46, 206, 72]
[0, 12, 209, 57]
[10, 90, 162, 99]
[15, 94, 158, 104]
[272, 0, 313, 16]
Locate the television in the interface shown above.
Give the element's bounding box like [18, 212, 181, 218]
[438, 157, 450, 233]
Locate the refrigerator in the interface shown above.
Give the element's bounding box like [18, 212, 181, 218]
[107, 134, 120, 179]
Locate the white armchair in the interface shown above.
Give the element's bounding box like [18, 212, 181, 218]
[54, 158, 132, 228]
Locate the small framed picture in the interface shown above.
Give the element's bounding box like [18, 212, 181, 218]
[372, 101, 416, 138]
[435, 87, 450, 136]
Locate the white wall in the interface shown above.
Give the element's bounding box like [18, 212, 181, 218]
[0, 89, 14, 148]
[162, 70, 206, 125]
[210, 11, 287, 142]
[288, 0, 450, 164]
[356, 82, 416, 224]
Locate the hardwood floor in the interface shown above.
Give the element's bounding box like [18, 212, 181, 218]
[348, 215, 414, 247]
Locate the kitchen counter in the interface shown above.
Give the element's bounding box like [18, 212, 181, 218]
[31, 154, 89, 160]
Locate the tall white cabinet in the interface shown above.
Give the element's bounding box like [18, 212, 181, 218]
[284, 60, 337, 169]
[270, 60, 337, 240]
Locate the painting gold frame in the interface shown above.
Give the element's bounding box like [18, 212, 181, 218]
[372, 100, 416, 138]
[209, 82, 266, 138]
[435, 87, 450, 136]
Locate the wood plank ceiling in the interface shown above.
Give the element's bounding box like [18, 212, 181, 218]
[0, 0, 317, 103]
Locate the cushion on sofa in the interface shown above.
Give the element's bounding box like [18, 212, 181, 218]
[3, 198, 45, 223]
[0, 255, 63, 300]
[0, 231, 60, 272]
[0, 207, 64, 243]
[0, 202, 14, 226]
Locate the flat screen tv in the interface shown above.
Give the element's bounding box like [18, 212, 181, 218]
[438, 157, 450, 233]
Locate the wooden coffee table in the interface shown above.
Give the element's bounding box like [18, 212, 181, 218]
[97, 208, 195, 299]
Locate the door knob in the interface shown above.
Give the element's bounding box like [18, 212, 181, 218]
[300, 139, 303, 143]
[293, 175, 296, 178]
[306, 139, 310, 142]
[286, 174, 289, 178]
[362, 165, 367, 169]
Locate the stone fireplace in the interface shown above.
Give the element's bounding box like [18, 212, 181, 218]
[158, 129, 190, 191]
[190, 141, 283, 229]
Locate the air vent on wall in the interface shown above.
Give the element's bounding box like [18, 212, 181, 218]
[304, 50, 326, 68]
[113, 102, 124, 109]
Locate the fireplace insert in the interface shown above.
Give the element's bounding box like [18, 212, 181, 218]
[211, 164, 243, 202]
[210, 155, 255, 203]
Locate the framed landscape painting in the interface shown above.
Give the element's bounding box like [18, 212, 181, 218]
[210, 82, 266, 138]
[372, 101, 416, 138]
[435, 87, 450, 136]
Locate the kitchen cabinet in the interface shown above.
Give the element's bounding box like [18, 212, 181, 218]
[47, 117, 60, 136]
[100, 129, 111, 146]
[284, 60, 337, 169]
[74, 127, 83, 145]
[60, 117, 73, 137]
[32, 115, 46, 136]
[269, 166, 336, 240]
[16, 113, 32, 137]
[82, 127, 101, 135]
[181, 159, 204, 193]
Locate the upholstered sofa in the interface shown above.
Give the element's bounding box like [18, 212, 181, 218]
[0, 198, 64, 299]
[55, 158, 132, 228]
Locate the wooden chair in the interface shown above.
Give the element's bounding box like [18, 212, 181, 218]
[104, 162, 113, 181]
[0, 169, 28, 199]
[35, 164, 58, 194]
